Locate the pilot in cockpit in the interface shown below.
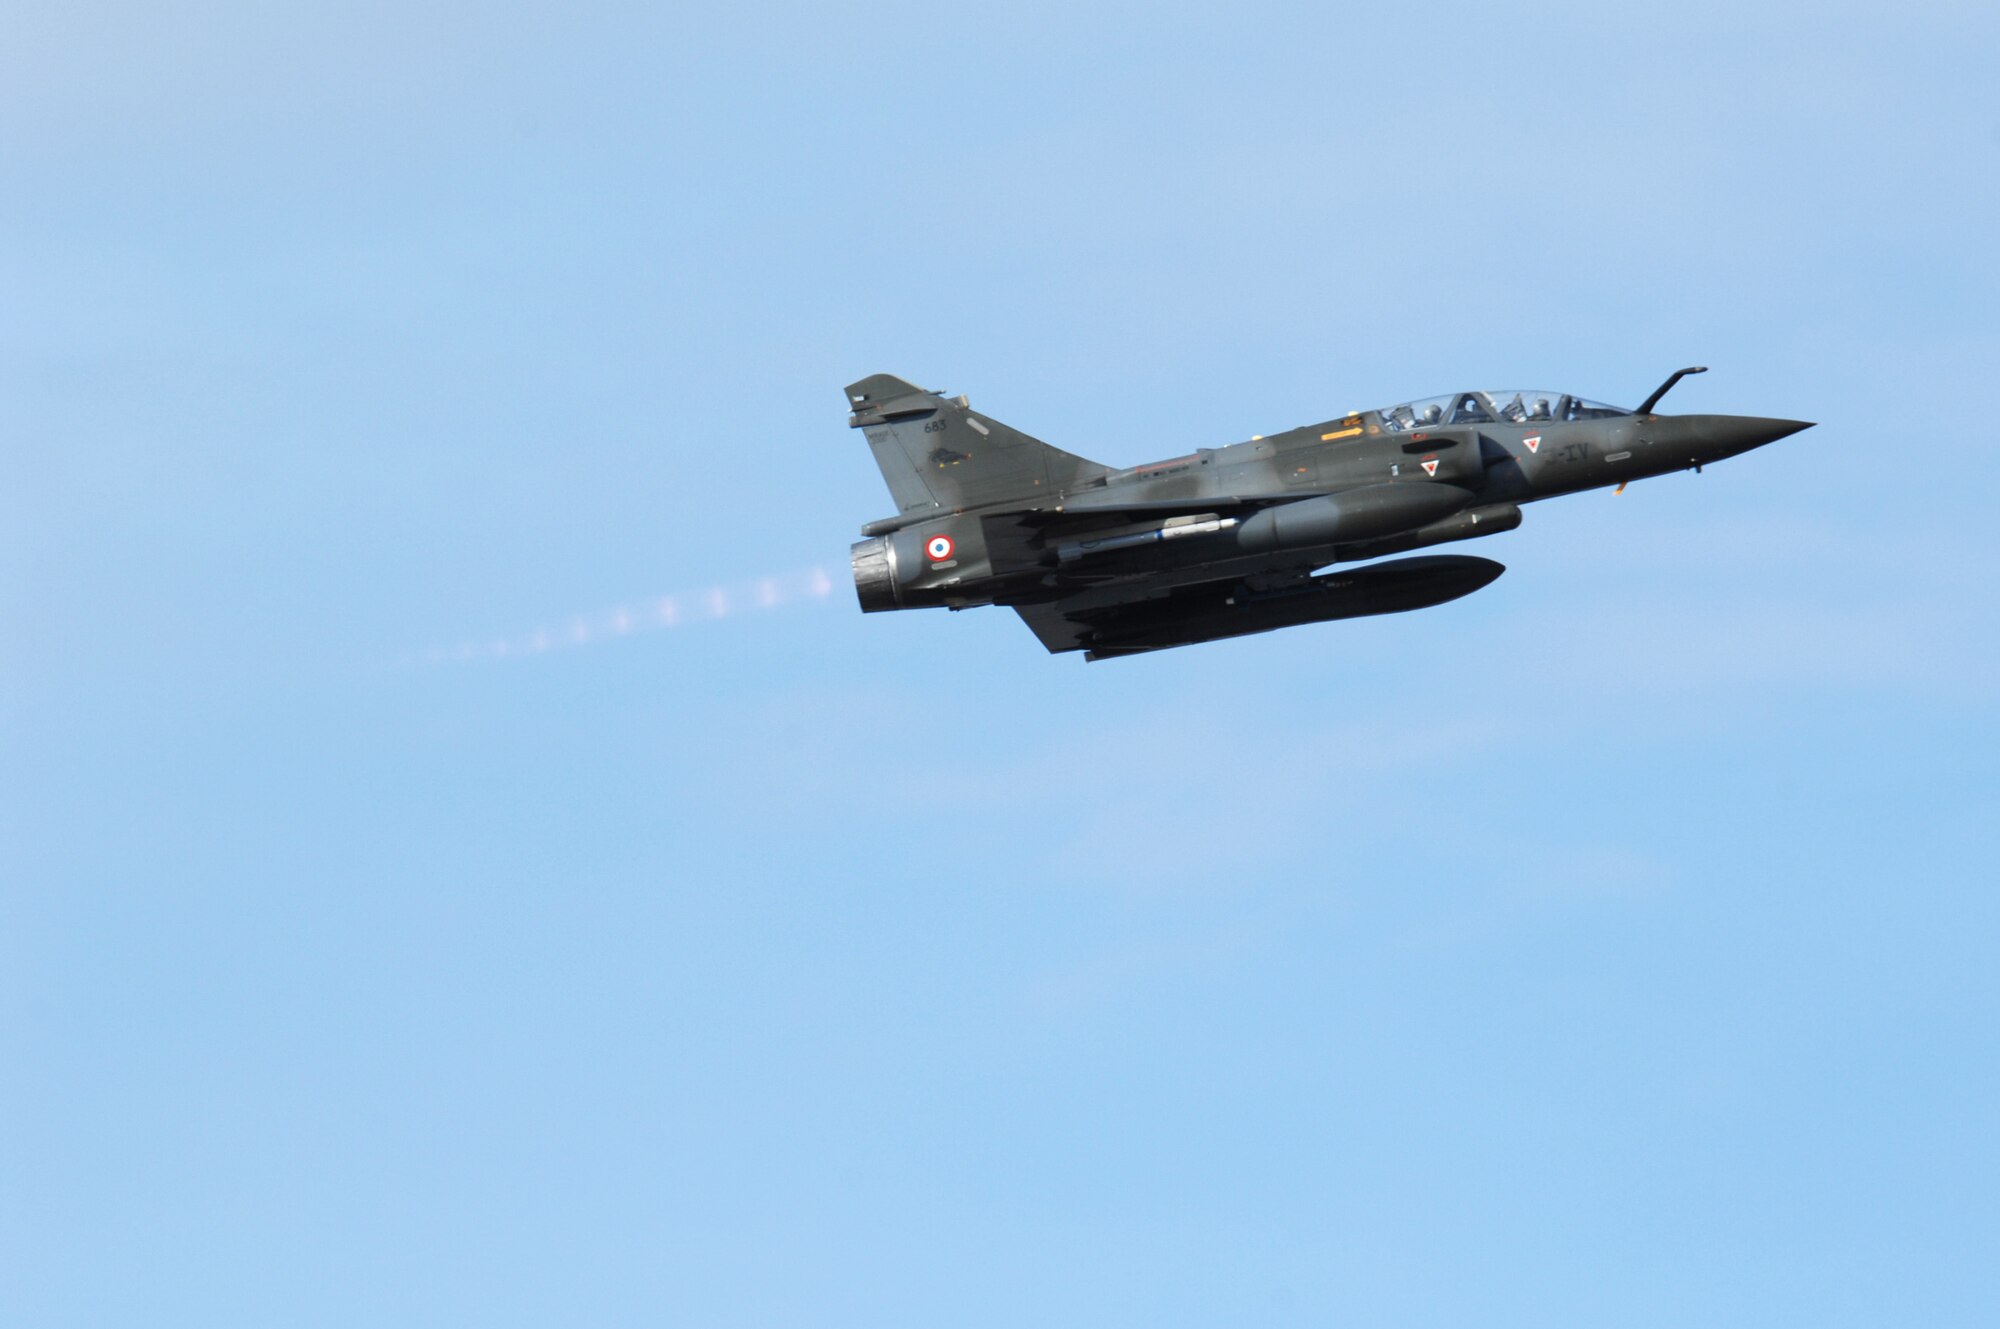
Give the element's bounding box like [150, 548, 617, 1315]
[1420, 404, 1443, 426]
[1528, 397, 1552, 421]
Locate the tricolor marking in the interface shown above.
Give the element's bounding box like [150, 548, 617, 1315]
[925, 534, 955, 561]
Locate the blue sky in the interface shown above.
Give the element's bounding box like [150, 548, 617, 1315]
[5, 3, 1998, 1325]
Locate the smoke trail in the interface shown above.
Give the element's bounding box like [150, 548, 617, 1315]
[411, 565, 839, 667]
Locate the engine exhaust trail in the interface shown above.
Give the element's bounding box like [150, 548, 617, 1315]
[410, 565, 838, 667]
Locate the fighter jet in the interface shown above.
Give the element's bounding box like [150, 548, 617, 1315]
[845, 367, 1809, 660]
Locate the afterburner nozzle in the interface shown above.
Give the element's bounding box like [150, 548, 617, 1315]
[850, 536, 900, 612]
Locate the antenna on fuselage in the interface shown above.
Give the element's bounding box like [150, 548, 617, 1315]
[1636, 365, 1708, 416]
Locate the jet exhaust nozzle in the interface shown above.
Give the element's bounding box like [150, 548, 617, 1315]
[850, 536, 900, 612]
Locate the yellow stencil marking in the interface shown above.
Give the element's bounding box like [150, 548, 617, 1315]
[1320, 426, 1363, 441]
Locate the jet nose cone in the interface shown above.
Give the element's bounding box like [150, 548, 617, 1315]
[1752, 417, 1815, 444]
[1701, 415, 1814, 458]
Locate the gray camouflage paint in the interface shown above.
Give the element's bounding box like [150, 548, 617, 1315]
[844, 370, 1810, 660]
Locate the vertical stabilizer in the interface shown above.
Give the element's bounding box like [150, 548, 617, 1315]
[845, 374, 1108, 516]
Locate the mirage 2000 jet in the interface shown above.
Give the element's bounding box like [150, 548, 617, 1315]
[844, 367, 1809, 660]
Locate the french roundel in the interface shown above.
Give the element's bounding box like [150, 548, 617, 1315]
[925, 534, 955, 561]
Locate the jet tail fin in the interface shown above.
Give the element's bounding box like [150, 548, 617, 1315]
[845, 374, 1109, 517]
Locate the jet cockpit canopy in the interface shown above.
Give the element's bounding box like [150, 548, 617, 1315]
[1377, 390, 1630, 432]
